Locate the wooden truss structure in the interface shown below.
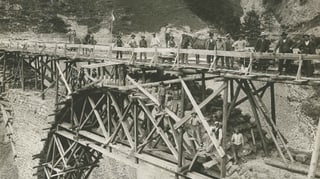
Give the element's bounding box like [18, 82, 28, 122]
[0, 41, 320, 178]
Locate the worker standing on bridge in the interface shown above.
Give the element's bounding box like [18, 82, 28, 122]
[255, 32, 270, 53]
[115, 35, 123, 59]
[205, 32, 216, 64]
[150, 33, 161, 47]
[139, 35, 148, 61]
[167, 35, 176, 48]
[225, 33, 234, 69]
[215, 36, 226, 68]
[255, 32, 271, 71]
[232, 35, 249, 67]
[274, 32, 294, 75]
[299, 34, 316, 77]
[128, 34, 138, 61]
[181, 36, 191, 64]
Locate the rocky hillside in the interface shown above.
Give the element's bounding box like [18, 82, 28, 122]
[1, 0, 319, 37]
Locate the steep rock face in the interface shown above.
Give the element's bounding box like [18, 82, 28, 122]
[270, 0, 320, 27]
[239, 0, 320, 34]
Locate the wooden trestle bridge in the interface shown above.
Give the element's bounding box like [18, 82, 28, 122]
[1, 40, 320, 179]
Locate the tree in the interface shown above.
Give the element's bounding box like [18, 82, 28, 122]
[241, 10, 261, 44]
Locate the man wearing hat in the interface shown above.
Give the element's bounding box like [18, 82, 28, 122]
[128, 34, 138, 60]
[189, 112, 202, 149]
[139, 35, 148, 61]
[205, 32, 216, 64]
[115, 35, 123, 59]
[255, 32, 271, 70]
[225, 33, 235, 69]
[150, 33, 161, 47]
[215, 36, 226, 67]
[274, 32, 294, 74]
[167, 35, 176, 48]
[298, 34, 316, 77]
[255, 32, 270, 53]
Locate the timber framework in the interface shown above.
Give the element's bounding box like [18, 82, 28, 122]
[0, 41, 320, 179]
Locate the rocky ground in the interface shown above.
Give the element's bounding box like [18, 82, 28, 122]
[0, 114, 19, 179]
[3, 89, 55, 179]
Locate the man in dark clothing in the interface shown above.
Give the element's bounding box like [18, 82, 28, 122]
[84, 32, 91, 44]
[115, 35, 123, 59]
[225, 33, 234, 69]
[255, 32, 270, 53]
[205, 32, 216, 64]
[299, 34, 316, 77]
[181, 37, 190, 64]
[274, 32, 294, 74]
[255, 32, 271, 70]
[139, 35, 147, 61]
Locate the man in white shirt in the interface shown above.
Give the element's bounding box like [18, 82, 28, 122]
[128, 34, 138, 60]
[150, 33, 161, 47]
[231, 128, 244, 164]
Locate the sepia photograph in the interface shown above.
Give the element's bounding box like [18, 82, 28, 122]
[0, 0, 320, 178]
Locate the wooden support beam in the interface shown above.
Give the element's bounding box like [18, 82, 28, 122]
[107, 92, 134, 148]
[248, 81, 293, 162]
[56, 61, 72, 95]
[2, 54, 6, 92]
[21, 55, 25, 91]
[236, 80, 268, 155]
[308, 117, 320, 179]
[221, 79, 229, 178]
[34, 57, 38, 90]
[201, 72, 206, 101]
[40, 56, 45, 99]
[270, 83, 276, 124]
[179, 77, 225, 158]
[174, 83, 227, 130]
[138, 100, 179, 160]
[88, 96, 109, 142]
[133, 100, 139, 163]
[234, 83, 269, 107]
[55, 59, 59, 110]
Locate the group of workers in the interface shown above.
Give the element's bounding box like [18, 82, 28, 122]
[68, 29, 318, 77]
[114, 33, 161, 61]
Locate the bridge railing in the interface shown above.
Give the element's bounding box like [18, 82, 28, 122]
[1, 40, 320, 81]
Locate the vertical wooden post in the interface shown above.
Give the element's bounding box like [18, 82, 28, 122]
[106, 94, 112, 153]
[270, 83, 276, 124]
[50, 59, 54, 81]
[107, 94, 111, 137]
[134, 100, 139, 163]
[230, 79, 234, 101]
[55, 59, 59, 109]
[2, 53, 6, 92]
[180, 85, 185, 118]
[201, 72, 206, 101]
[221, 79, 229, 178]
[177, 128, 184, 179]
[308, 118, 320, 179]
[21, 54, 25, 91]
[296, 55, 303, 80]
[35, 57, 38, 90]
[40, 56, 45, 100]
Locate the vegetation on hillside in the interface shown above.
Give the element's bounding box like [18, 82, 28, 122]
[183, 0, 242, 36]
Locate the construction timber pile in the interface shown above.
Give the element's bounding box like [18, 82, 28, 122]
[0, 41, 320, 179]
